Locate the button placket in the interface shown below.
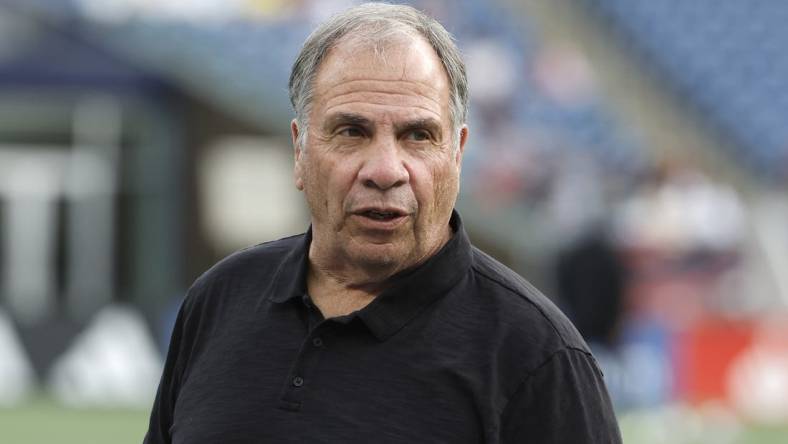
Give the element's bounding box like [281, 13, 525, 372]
[278, 324, 330, 411]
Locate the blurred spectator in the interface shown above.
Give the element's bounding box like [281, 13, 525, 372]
[555, 225, 626, 347]
[614, 162, 746, 328]
[615, 163, 745, 256]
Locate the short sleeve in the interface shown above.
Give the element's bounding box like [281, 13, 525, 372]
[143, 295, 194, 444]
[499, 347, 622, 443]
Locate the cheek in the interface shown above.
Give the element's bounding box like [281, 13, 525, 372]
[433, 171, 458, 211]
[412, 160, 459, 214]
[302, 158, 333, 211]
[320, 159, 358, 210]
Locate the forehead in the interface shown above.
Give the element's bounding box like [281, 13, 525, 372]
[311, 34, 451, 122]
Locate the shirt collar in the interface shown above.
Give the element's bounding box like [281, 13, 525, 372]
[268, 229, 311, 304]
[268, 211, 472, 341]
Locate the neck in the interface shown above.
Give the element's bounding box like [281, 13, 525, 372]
[306, 224, 453, 318]
[306, 244, 400, 318]
[305, 264, 380, 319]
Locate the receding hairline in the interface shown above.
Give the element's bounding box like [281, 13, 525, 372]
[311, 31, 451, 97]
[327, 17, 422, 50]
[288, 2, 469, 149]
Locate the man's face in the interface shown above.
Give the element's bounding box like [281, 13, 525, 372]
[293, 35, 468, 275]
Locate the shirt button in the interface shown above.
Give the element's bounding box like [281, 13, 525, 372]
[312, 337, 323, 347]
[292, 376, 304, 387]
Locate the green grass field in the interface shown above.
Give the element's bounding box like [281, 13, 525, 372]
[619, 406, 788, 444]
[0, 397, 148, 444]
[1, 398, 787, 443]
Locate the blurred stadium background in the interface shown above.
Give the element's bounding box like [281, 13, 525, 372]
[0, 0, 787, 442]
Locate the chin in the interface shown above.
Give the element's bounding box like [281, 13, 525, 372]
[349, 243, 411, 271]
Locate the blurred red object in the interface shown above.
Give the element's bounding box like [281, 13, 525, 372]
[676, 317, 755, 405]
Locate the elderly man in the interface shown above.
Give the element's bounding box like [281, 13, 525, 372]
[145, 3, 621, 443]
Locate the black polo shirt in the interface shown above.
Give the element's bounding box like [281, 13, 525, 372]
[145, 212, 621, 443]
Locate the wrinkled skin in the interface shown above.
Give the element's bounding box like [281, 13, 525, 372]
[292, 35, 468, 292]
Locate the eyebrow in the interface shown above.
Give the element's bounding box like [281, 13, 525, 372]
[323, 112, 372, 132]
[394, 118, 443, 138]
[322, 112, 444, 139]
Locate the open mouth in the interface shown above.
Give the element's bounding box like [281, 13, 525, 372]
[354, 208, 408, 223]
[362, 210, 401, 221]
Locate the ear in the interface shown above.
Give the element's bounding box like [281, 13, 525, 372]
[455, 125, 469, 166]
[291, 119, 305, 191]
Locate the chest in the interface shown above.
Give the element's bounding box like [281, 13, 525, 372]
[170, 308, 493, 443]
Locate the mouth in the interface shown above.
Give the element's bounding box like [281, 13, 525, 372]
[359, 209, 404, 221]
[352, 207, 410, 226]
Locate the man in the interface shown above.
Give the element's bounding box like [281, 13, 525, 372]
[145, 3, 621, 443]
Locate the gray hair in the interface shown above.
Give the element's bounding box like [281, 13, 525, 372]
[288, 2, 468, 149]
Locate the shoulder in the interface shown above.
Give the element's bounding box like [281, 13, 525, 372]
[467, 246, 591, 360]
[186, 233, 305, 308]
[198, 234, 303, 283]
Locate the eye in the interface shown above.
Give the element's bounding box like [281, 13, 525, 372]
[406, 129, 431, 142]
[337, 126, 364, 138]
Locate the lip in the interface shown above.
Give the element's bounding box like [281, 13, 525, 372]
[350, 207, 411, 231]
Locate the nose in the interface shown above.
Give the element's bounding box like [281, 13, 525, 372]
[357, 140, 409, 190]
